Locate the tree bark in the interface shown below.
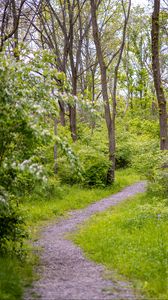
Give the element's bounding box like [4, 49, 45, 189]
[12, 0, 19, 60]
[69, 69, 77, 142]
[111, 0, 131, 172]
[54, 118, 58, 174]
[58, 100, 66, 126]
[151, 0, 168, 150]
[0, 0, 26, 52]
[90, 0, 131, 183]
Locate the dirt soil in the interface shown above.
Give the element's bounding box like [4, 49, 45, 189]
[24, 181, 146, 300]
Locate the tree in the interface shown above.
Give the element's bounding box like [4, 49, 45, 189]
[90, 0, 131, 183]
[152, 0, 168, 150]
[25, 0, 92, 141]
[119, 7, 154, 116]
[0, 0, 26, 58]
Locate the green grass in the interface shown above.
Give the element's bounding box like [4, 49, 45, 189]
[73, 191, 168, 299]
[21, 168, 141, 228]
[0, 168, 140, 300]
[0, 255, 35, 300]
[0, 258, 22, 300]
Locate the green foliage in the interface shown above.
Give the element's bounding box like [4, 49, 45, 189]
[56, 137, 83, 184]
[147, 152, 168, 198]
[0, 50, 61, 254]
[73, 192, 168, 299]
[79, 146, 110, 186]
[116, 128, 133, 169]
[132, 140, 159, 176]
[129, 124, 168, 199]
[0, 191, 27, 256]
[0, 51, 57, 194]
[58, 145, 110, 187]
[128, 117, 159, 137]
[83, 159, 110, 187]
[56, 123, 110, 186]
[57, 116, 157, 186]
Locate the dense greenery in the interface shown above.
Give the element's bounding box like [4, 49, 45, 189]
[0, 51, 58, 254]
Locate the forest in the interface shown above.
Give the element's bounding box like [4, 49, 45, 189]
[0, 0, 168, 299]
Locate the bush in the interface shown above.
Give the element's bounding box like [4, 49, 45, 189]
[0, 190, 27, 256]
[115, 124, 134, 169]
[132, 139, 168, 199]
[115, 144, 132, 169]
[131, 139, 159, 178]
[83, 160, 110, 187]
[147, 152, 168, 198]
[57, 142, 110, 187]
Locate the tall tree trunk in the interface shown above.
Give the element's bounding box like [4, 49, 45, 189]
[58, 100, 66, 126]
[69, 104, 77, 142]
[54, 118, 58, 174]
[68, 0, 77, 142]
[12, 0, 19, 60]
[111, 0, 131, 173]
[69, 70, 77, 142]
[90, 0, 115, 183]
[151, 0, 168, 150]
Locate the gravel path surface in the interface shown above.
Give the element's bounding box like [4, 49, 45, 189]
[24, 181, 146, 300]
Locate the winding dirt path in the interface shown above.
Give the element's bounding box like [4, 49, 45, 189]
[24, 181, 146, 300]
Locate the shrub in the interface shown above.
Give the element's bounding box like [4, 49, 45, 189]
[147, 152, 168, 198]
[0, 190, 27, 256]
[131, 139, 159, 178]
[115, 125, 134, 169]
[83, 160, 110, 187]
[115, 144, 132, 169]
[78, 145, 110, 187]
[57, 142, 110, 187]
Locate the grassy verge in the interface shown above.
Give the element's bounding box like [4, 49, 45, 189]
[21, 168, 141, 228]
[73, 191, 168, 299]
[0, 254, 36, 300]
[0, 168, 140, 300]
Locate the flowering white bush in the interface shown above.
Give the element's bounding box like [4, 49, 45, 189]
[0, 50, 61, 197]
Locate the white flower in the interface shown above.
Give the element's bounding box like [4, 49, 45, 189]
[19, 164, 25, 171]
[157, 214, 161, 220]
[11, 162, 17, 168]
[42, 129, 50, 136]
[42, 176, 47, 183]
[2, 162, 7, 168]
[0, 195, 6, 204]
